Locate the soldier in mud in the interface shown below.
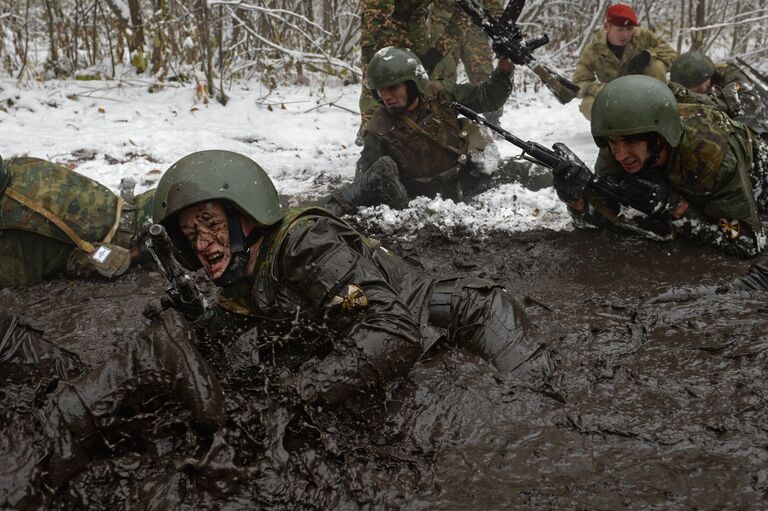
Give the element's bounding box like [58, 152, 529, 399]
[0, 155, 155, 288]
[151, 150, 549, 409]
[359, 0, 444, 141]
[669, 51, 768, 135]
[573, 3, 677, 120]
[0, 309, 223, 509]
[552, 75, 768, 258]
[327, 46, 514, 214]
[429, 0, 505, 125]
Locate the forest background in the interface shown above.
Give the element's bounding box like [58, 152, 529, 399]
[1, 0, 766, 105]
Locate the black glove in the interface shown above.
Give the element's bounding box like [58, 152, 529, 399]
[626, 50, 651, 74]
[552, 160, 592, 203]
[418, 48, 444, 75]
[618, 176, 681, 217]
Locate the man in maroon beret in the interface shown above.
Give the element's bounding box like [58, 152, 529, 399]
[573, 3, 677, 120]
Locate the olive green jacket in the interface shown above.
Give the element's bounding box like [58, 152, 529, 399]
[573, 28, 678, 99]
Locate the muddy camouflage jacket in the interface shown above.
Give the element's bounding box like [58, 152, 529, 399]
[669, 64, 768, 135]
[573, 28, 677, 99]
[582, 104, 762, 257]
[357, 67, 512, 198]
[216, 207, 455, 406]
[0, 157, 154, 287]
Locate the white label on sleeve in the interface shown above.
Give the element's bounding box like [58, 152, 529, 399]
[91, 246, 112, 263]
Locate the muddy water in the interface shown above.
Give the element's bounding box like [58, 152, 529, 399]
[1, 228, 766, 509]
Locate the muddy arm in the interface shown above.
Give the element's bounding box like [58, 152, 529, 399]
[278, 218, 422, 406]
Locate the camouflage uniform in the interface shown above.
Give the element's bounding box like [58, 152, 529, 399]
[349, 65, 512, 206]
[576, 104, 767, 257]
[359, 0, 435, 126]
[573, 28, 677, 120]
[0, 157, 154, 288]
[669, 63, 768, 135]
[213, 207, 548, 405]
[429, 0, 503, 83]
[429, 0, 504, 123]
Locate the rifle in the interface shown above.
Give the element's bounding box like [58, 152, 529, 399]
[735, 57, 768, 89]
[145, 223, 212, 322]
[450, 101, 674, 241]
[455, 0, 580, 104]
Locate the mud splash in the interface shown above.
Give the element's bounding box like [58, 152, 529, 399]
[1, 227, 766, 509]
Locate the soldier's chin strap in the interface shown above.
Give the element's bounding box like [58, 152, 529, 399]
[212, 206, 262, 287]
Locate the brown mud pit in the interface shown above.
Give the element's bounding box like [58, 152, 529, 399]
[1, 226, 767, 509]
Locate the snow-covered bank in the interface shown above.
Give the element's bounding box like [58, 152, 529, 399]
[0, 77, 597, 236]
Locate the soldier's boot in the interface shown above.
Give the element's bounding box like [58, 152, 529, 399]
[40, 308, 224, 489]
[0, 312, 83, 383]
[326, 156, 409, 215]
[429, 278, 551, 377]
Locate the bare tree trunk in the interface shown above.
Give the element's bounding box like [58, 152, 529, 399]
[197, 0, 215, 98]
[691, 0, 706, 50]
[42, 0, 58, 65]
[16, 0, 31, 79]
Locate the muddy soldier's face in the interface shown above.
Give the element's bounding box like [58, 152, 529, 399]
[604, 23, 634, 47]
[607, 136, 652, 174]
[377, 82, 411, 111]
[178, 202, 232, 280]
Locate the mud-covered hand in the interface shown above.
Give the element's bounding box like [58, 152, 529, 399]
[618, 177, 681, 217]
[552, 160, 592, 203]
[626, 50, 651, 74]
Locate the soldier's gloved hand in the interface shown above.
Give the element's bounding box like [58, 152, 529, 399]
[618, 176, 681, 217]
[552, 160, 591, 203]
[626, 50, 652, 74]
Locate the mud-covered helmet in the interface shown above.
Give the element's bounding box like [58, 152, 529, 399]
[591, 75, 682, 148]
[670, 51, 715, 89]
[153, 150, 283, 278]
[0, 156, 9, 194]
[366, 46, 429, 97]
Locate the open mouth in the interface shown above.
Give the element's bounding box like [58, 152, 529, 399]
[204, 251, 228, 276]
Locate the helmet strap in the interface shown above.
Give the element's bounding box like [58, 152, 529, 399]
[644, 134, 668, 171]
[212, 205, 262, 287]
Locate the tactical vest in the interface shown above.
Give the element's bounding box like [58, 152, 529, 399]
[365, 82, 484, 197]
[218, 207, 367, 317]
[666, 104, 749, 195]
[0, 157, 153, 249]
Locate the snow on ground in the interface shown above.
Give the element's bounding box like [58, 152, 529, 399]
[0, 75, 596, 236]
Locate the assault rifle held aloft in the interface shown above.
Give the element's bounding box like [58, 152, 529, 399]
[455, 0, 580, 104]
[145, 223, 212, 323]
[450, 102, 674, 241]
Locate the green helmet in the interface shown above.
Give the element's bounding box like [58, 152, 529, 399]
[365, 46, 429, 96]
[670, 51, 715, 88]
[154, 150, 282, 227]
[153, 150, 283, 273]
[0, 156, 9, 194]
[591, 75, 682, 148]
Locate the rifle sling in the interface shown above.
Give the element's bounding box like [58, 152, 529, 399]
[402, 115, 465, 157]
[4, 186, 124, 253]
